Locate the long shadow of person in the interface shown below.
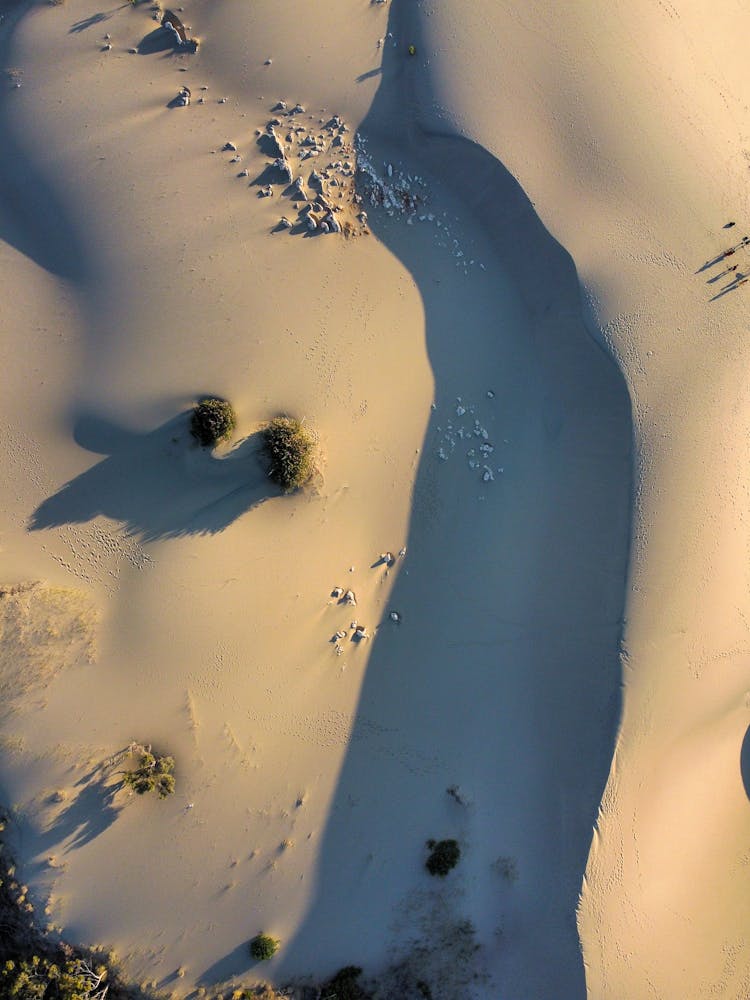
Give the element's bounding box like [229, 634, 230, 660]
[29, 410, 275, 542]
[250, 3, 632, 999]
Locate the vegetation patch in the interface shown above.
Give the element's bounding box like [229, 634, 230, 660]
[425, 839, 460, 878]
[191, 397, 236, 447]
[321, 965, 371, 1000]
[249, 935, 279, 962]
[262, 416, 317, 493]
[121, 743, 175, 798]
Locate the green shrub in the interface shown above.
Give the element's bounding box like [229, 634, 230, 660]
[122, 744, 175, 799]
[425, 838, 460, 877]
[320, 966, 369, 1000]
[262, 416, 317, 493]
[191, 397, 236, 446]
[249, 934, 279, 961]
[1, 955, 108, 1000]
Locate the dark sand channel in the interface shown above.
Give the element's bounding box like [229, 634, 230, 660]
[272, 4, 633, 998]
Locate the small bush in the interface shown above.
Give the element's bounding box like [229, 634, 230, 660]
[425, 838, 460, 877]
[321, 966, 369, 1000]
[122, 744, 175, 799]
[249, 935, 279, 961]
[262, 416, 316, 493]
[191, 397, 236, 446]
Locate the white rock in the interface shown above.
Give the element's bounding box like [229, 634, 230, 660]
[389, 611, 401, 623]
[344, 590, 357, 606]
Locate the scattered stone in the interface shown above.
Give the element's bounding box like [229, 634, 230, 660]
[272, 100, 287, 111]
[274, 157, 293, 183]
[129, 47, 138, 53]
[292, 176, 307, 199]
[332, 630, 346, 642]
[486, 390, 495, 398]
[278, 216, 292, 228]
[331, 587, 344, 599]
[290, 103, 305, 114]
[343, 590, 357, 606]
[174, 86, 190, 106]
[353, 626, 369, 642]
[324, 212, 341, 234]
[259, 185, 273, 197]
[238, 169, 249, 177]
[223, 141, 237, 151]
[447, 784, 470, 806]
[389, 611, 402, 623]
[218, 97, 227, 104]
[230, 155, 241, 163]
[309, 170, 323, 189]
[399, 546, 407, 557]
[264, 57, 272, 65]
[306, 213, 318, 232]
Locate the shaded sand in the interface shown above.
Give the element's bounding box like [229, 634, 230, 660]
[411, 1, 750, 997]
[0, 0, 641, 997]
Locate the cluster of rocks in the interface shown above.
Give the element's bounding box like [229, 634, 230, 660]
[250, 105, 369, 237]
[435, 394, 505, 483]
[161, 8, 199, 50]
[355, 135, 428, 221]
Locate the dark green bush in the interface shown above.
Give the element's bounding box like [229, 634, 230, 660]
[191, 397, 236, 446]
[320, 966, 370, 1000]
[249, 934, 279, 961]
[425, 838, 460, 877]
[122, 744, 175, 799]
[262, 416, 317, 493]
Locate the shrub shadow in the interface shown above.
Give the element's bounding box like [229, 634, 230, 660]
[29, 411, 275, 542]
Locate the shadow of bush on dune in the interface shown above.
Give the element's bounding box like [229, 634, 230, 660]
[263, 3, 632, 1000]
[29, 410, 277, 541]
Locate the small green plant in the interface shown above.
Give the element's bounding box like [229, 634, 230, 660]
[191, 397, 236, 447]
[249, 934, 279, 961]
[121, 743, 175, 798]
[425, 838, 460, 877]
[321, 966, 370, 1000]
[262, 416, 317, 493]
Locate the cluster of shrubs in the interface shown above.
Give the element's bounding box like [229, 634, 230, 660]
[121, 744, 175, 799]
[1, 955, 109, 1000]
[191, 398, 318, 493]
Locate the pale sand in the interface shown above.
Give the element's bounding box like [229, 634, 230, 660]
[0, 0, 746, 998]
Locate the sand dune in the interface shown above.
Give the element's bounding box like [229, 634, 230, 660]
[1, 0, 749, 998]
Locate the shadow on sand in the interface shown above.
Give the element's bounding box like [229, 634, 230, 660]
[266, 3, 632, 999]
[29, 411, 275, 542]
[0, 3, 92, 282]
[740, 725, 750, 801]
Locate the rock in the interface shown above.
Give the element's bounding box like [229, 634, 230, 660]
[333, 630, 346, 641]
[238, 169, 248, 177]
[222, 141, 237, 151]
[353, 625, 369, 642]
[218, 97, 227, 104]
[129, 47, 138, 53]
[324, 212, 341, 233]
[278, 216, 292, 228]
[292, 176, 307, 200]
[389, 611, 401, 623]
[162, 9, 187, 44]
[399, 546, 407, 557]
[306, 214, 319, 232]
[264, 127, 284, 158]
[343, 590, 357, 606]
[102, 43, 112, 51]
[290, 103, 305, 114]
[331, 587, 344, 599]
[259, 185, 273, 197]
[230, 155, 241, 163]
[309, 170, 323, 189]
[272, 100, 287, 111]
[264, 57, 272, 65]
[274, 157, 293, 183]
[358, 210, 368, 224]
[174, 86, 190, 106]
[332, 135, 343, 147]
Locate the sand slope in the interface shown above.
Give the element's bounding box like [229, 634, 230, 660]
[7, 0, 748, 997]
